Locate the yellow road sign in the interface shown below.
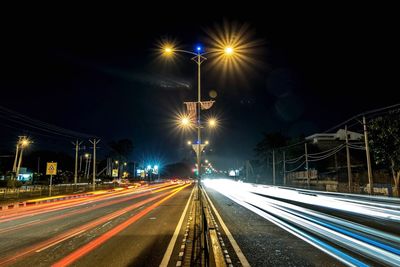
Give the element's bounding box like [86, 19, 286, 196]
[46, 162, 57, 175]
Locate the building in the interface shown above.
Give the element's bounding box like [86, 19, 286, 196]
[306, 129, 363, 144]
[17, 167, 33, 182]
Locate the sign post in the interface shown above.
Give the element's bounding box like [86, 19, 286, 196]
[46, 162, 57, 197]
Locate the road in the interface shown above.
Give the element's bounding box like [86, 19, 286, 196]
[0, 182, 193, 267]
[2, 179, 399, 266]
[202, 179, 400, 266]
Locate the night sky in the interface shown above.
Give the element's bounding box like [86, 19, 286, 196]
[0, 6, 398, 170]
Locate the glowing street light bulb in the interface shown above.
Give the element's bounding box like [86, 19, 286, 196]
[182, 117, 189, 125]
[187, 140, 192, 145]
[164, 46, 173, 55]
[205, 159, 209, 163]
[124, 162, 127, 166]
[224, 46, 234, 55]
[85, 153, 90, 158]
[208, 118, 217, 128]
[20, 139, 30, 147]
[115, 160, 119, 164]
[205, 140, 209, 145]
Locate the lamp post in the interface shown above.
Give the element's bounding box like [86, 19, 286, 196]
[163, 45, 228, 179]
[16, 137, 31, 180]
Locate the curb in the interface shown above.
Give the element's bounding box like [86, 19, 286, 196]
[0, 193, 91, 211]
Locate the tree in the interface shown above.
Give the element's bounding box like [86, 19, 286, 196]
[369, 110, 400, 196]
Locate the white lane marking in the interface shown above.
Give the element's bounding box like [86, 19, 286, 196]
[202, 187, 251, 267]
[159, 186, 194, 267]
[35, 230, 86, 252]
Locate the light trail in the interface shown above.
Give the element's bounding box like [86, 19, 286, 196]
[0, 183, 182, 235]
[0, 185, 187, 266]
[52, 184, 190, 267]
[203, 179, 400, 266]
[0, 183, 174, 222]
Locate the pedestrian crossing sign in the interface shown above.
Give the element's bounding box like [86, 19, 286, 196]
[46, 162, 57, 175]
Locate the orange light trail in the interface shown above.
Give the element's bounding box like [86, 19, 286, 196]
[0, 183, 173, 223]
[0, 183, 184, 235]
[52, 184, 189, 267]
[0, 185, 188, 266]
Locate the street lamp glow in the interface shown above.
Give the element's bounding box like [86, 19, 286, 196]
[208, 118, 217, 128]
[205, 140, 209, 145]
[115, 160, 119, 164]
[182, 117, 189, 125]
[85, 153, 90, 158]
[205, 159, 209, 163]
[224, 46, 234, 55]
[187, 140, 192, 145]
[124, 162, 127, 166]
[164, 46, 174, 55]
[20, 139, 30, 147]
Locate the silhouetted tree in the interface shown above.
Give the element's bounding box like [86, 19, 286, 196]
[369, 110, 400, 196]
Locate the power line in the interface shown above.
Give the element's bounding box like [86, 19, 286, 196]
[0, 105, 95, 139]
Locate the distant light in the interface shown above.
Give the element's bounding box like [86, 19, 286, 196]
[146, 165, 151, 170]
[229, 170, 236, 176]
[205, 159, 209, 163]
[85, 153, 90, 158]
[154, 165, 159, 169]
[187, 140, 192, 145]
[197, 46, 201, 51]
[124, 162, 127, 166]
[115, 160, 119, 164]
[205, 140, 209, 145]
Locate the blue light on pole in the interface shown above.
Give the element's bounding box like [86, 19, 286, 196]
[195, 45, 202, 53]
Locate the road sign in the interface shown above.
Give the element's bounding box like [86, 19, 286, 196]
[46, 162, 57, 175]
[112, 169, 118, 177]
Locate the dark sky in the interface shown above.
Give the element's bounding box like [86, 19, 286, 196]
[0, 6, 398, 170]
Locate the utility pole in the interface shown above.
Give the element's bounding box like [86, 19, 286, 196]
[305, 143, 309, 189]
[363, 116, 373, 194]
[87, 154, 91, 180]
[89, 138, 100, 191]
[345, 125, 353, 193]
[272, 150, 276, 185]
[196, 54, 202, 181]
[79, 155, 83, 172]
[72, 140, 82, 188]
[16, 139, 28, 180]
[12, 136, 22, 173]
[283, 151, 286, 186]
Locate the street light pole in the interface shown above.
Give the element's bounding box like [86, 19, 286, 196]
[196, 53, 202, 180]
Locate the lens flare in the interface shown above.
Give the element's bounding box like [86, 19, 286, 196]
[205, 20, 263, 83]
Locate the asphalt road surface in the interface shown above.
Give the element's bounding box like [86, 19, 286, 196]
[203, 179, 400, 267]
[0, 182, 193, 267]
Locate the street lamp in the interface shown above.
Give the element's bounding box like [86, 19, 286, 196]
[208, 118, 218, 128]
[161, 44, 235, 179]
[14, 137, 31, 180]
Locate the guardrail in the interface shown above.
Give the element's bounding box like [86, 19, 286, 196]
[199, 184, 228, 267]
[0, 184, 116, 200]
